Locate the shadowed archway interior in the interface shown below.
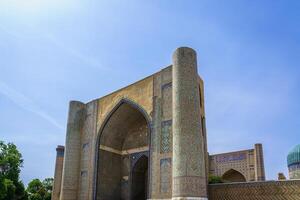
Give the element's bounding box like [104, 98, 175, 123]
[131, 155, 148, 200]
[96, 101, 149, 200]
[222, 169, 246, 183]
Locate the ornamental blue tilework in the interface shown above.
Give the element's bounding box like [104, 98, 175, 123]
[160, 120, 172, 153]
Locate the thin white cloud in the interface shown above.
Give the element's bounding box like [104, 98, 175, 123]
[45, 33, 109, 71]
[0, 25, 108, 71]
[0, 81, 64, 130]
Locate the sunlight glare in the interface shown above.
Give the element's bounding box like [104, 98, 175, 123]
[0, 0, 78, 17]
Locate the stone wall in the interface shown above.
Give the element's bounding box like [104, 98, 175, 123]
[79, 100, 98, 200]
[51, 146, 64, 200]
[208, 180, 300, 200]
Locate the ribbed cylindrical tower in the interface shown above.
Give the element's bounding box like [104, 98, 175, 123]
[60, 101, 85, 200]
[52, 146, 65, 200]
[172, 47, 207, 200]
[254, 143, 266, 181]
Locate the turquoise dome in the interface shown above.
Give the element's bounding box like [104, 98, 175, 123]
[287, 144, 300, 166]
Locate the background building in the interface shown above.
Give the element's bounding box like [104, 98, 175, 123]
[209, 144, 266, 182]
[287, 144, 300, 179]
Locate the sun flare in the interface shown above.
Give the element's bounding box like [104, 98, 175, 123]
[0, 0, 77, 16]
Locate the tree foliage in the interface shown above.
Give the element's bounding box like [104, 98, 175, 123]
[0, 140, 53, 200]
[0, 140, 27, 200]
[208, 174, 223, 184]
[27, 178, 53, 200]
[41, 178, 53, 194]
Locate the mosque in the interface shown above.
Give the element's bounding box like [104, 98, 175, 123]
[287, 144, 300, 179]
[51, 47, 300, 200]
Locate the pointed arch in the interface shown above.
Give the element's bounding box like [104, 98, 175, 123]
[222, 169, 246, 183]
[93, 98, 152, 200]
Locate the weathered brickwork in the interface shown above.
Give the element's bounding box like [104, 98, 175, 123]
[254, 143, 266, 181]
[60, 101, 85, 200]
[172, 47, 207, 199]
[51, 146, 64, 200]
[208, 180, 300, 200]
[78, 101, 98, 200]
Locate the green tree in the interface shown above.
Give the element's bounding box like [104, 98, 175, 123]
[28, 193, 42, 200]
[208, 174, 223, 184]
[42, 178, 53, 200]
[27, 179, 45, 200]
[0, 140, 27, 200]
[0, 141, 23, 182]
[3, 179, 16, 199]
[0, 178, 4, 199]
[41, 178, 53, 193]
[27, 178, 53, 200]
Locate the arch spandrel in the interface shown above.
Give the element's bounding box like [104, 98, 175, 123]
[96, 76, 153, 131]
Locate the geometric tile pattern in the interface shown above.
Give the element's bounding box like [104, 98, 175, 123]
[160, 120, 172, 153]
[209, 180, 300, 200]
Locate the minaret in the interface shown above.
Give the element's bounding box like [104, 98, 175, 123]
[51, 146, 64, 200]
[172, 47, 207, 199]
[254, 143, 266, 181]
[60, 101, 85, 200]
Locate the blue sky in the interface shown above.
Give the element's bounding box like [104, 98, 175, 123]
[0, 0, 299, 185]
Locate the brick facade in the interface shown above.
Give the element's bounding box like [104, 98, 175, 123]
[209, 180, 300, 200]
[208, 144, 266, 182]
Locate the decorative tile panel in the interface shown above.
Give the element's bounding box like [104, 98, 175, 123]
[162, 84, 172, 119]
[160, 120, 172, 153]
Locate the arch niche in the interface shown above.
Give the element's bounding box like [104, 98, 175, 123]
[131, 155, 148, 199]
[222, 169, 246, 183]
[95, 99, 151, 200]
